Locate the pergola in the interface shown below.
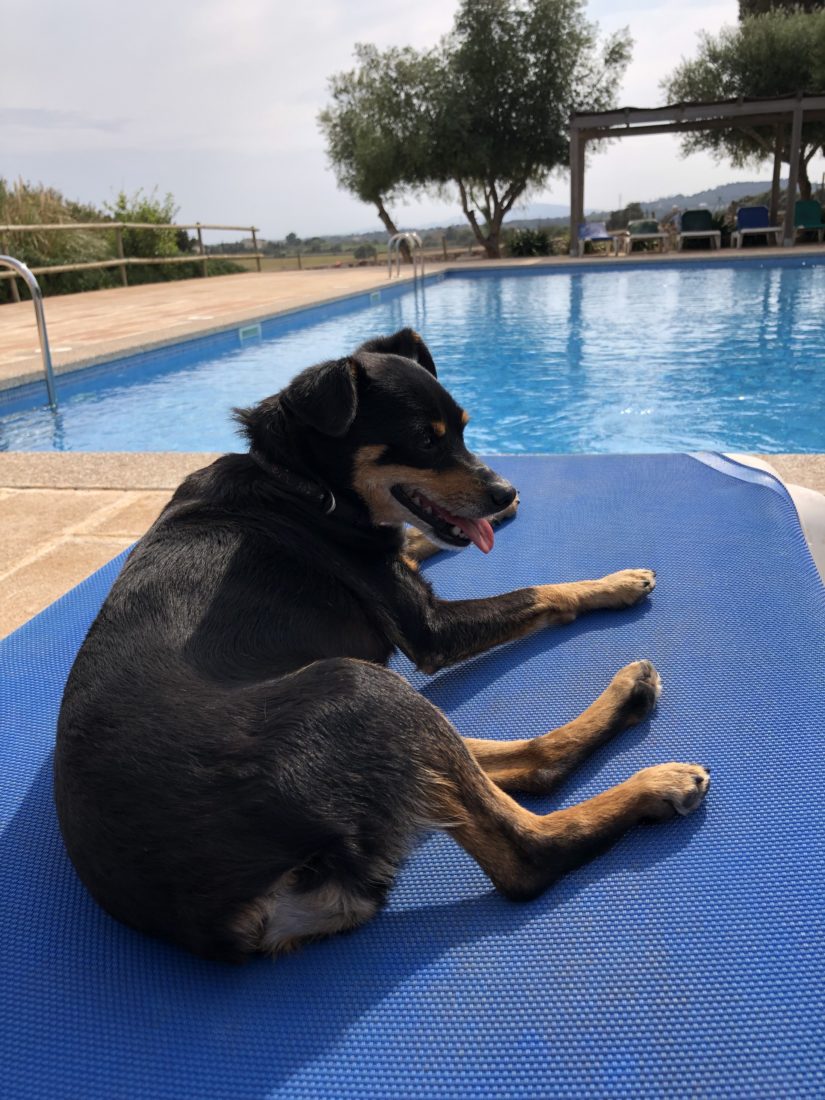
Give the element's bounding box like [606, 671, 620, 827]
[569, 92, 825, 255]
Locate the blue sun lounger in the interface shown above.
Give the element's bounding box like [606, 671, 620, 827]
[731, 204, 782, 248]
[1, 453, 823, 1099]
[577, 221, 620, 256]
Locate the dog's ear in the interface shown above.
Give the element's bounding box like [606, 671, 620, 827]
[356, 328, 437, 378]
[280, 357, 359, 437]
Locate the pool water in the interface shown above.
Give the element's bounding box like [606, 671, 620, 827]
[2, 260, 825, 453]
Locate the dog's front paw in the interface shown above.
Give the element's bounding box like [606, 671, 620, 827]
[635, 762, 710, 821]
[597, 568, 656, 608]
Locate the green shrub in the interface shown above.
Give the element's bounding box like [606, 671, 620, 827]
[507, 227, 551, 257]
[0, 179, 243, 302]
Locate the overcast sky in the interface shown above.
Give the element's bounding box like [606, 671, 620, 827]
[4, 0, 822, 241]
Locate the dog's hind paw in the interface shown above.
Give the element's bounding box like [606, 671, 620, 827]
[610, 659, 662, 724]
[635, 762, 710, 820]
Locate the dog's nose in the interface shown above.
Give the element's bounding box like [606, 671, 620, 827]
[488, 480, 517, 510]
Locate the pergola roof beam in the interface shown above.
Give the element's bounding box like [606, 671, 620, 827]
[571, 94, 825, 131]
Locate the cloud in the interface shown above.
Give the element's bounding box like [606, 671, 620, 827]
[0, 108, 127, 133]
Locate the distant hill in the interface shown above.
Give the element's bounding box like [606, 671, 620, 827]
[502, 180, 786, 230]
[640, 180, 787, 219]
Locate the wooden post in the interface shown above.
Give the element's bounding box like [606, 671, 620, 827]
[782, 98, 804, 247]
[770, 126, 783, 228]
[251, 227, 262, 272]
[196, 224, 207, 278]
[114, 225, 128, 287]
[296, 248, 302, 271]
[442, 235, 447, 261]
[2, 236, 21, 301]
[569, 127, 585, 257]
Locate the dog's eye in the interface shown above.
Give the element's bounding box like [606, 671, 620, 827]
[420, 427, 438, 449]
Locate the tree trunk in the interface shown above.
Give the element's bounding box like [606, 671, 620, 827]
[456, 180, 494, 256]
[455, 178, 527, 260]
[375, 198, 412, 263]
[798, 151, 812, 201]
[485, 207, 509, 259]
[456, 179, 502, 258]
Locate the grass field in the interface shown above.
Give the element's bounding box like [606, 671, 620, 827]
[231, 246, 478, 273]
[232, 253, 383, 273]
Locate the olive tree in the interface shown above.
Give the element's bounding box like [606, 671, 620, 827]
[319, 0, 631, 259]
[318, 43, 435, 255]
[429, 0, 631, 257]
[662, 10, 825, 200]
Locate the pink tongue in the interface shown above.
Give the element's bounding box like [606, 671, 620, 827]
[453, 515, 495, 554]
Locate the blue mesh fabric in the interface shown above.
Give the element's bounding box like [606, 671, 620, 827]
[1, 454, 823, 1098]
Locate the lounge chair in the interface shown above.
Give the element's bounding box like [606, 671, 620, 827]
[731, 205, 781, 248]
[793, 199, 825, 243]
[2, 453, 824, 1098]
[621, 218, 668, 254]
[677, 208, 721, 251]
[577, 221, 621, 256]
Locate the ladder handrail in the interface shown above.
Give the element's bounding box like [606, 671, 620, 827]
[0, 255, 58, 409]
[387, 232, 424, 281]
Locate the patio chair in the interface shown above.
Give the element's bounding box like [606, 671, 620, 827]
[621, 218, 668, 254]
[2, 453, 824, 1099]
[731, 205, 781, 248]
[793, 199, 825, 243]
[577, 221, 621, 256]
[676, 208, 721, 251]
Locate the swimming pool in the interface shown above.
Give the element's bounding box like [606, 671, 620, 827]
[2, 258, 824, 453]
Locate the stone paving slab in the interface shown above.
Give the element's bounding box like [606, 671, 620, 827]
[0, 267, 427, 389]
[0, 451, 221, 490]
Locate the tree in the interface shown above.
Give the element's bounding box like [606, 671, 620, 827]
[428, 0, 631, 257]
[319, 0, 631, 259]
[318, 43, 434, 256]
[662, 10, 825, 201]
[606, 201, 645, 230]
[739, 0, 825, 17]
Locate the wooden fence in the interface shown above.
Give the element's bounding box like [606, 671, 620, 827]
[0, 221, 263, 301]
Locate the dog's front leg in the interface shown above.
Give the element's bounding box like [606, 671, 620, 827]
[396, 568, 655, 673]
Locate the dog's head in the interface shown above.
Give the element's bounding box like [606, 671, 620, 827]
[237, 328, 516, 552]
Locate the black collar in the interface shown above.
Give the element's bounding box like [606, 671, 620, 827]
[248, 450, 396, 546]
[249, 451, 337, 515]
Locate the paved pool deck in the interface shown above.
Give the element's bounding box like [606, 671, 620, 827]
[2, 253, 824, 637]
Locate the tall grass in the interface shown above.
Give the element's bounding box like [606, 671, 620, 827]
[0, 180, 243, 302]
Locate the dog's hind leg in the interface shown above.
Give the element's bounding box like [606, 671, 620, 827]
[428, 750, 709, 902]
[463, 660, 661, 794]
[224, 658, 704, 956]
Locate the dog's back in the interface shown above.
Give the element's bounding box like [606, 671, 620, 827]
[55, 450, 407, 959]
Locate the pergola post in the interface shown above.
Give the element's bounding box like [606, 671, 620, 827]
[569, 128, 585, 257]
[782, 97, 804, 247]
[770, 126, 783, 227]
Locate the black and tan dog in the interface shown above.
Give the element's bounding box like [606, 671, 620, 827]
[54, 329, 709, 962]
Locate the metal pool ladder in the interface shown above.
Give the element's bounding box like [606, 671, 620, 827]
[0, 255, 58, 410]
[387, 232, 424, 282]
